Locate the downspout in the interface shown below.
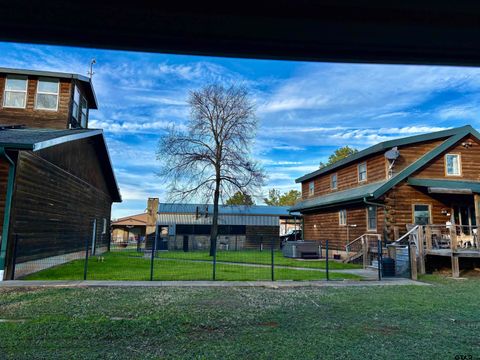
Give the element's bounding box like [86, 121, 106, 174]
[0, 148, 15, 281]
[363, 196, 389, 243]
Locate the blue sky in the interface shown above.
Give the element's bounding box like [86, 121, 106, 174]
[1, 42, 480, 218]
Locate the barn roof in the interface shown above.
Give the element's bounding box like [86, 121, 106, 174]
[296, 125, 480, 183]
[159, 203, 300, 217]
[0, 126, 121, 202]
[0, 67, 98, 109]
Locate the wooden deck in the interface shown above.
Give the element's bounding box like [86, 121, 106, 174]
[426, 248, 480, 257]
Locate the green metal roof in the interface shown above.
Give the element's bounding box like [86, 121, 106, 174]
[0, 127, 101, 150]
[291, 125, 480, 212]
[289, 181, 386, 212]
[408, 178, 480, 193]
[296, 125, 478, 183]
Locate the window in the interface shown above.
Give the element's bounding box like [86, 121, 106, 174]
[308, 181, 314, 196]
[339, 209, 347, 225]
[72, 85, 80, 121]
[445, 154, 461, 176]
[413, 204, 430, 225]
[35, 78, 59, 110]
[3, 76, 27, 108]
[331, 173, 338, 189]
[80, 96, 88, 127]
[367, 206, 377, 231]
[358, 162, 367, 182]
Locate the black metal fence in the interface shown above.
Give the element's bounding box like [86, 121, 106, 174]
[9, 227, 411, 282]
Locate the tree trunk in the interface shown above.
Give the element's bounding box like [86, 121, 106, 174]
[209, 178, 220, 256]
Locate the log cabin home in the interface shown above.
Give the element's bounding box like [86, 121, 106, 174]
[290, 125, 480, 263]
[0, 68, 121, 279]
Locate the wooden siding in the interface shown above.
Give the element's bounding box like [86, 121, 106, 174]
[383, 182, 452, 239]
[303, 205, 385, 249]
[0, 159, 9, 235]
[301, 138, 445, 199]
[0, 75, 72, 129]
[36, 137, 112, 196]
[5, 151, 112, 275]
[414, 135, 480, 180]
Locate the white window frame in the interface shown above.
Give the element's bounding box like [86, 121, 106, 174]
[358, 162, 367, 182]
[339, 209, 347, 226]
[308, 181, 315, 196]
[413, 204, 431, 225]
[445, 153, 462, 176]
[3, 75, 28, 109]
[331, 173, 338, 190]
[35, 78, 59, 111]
[366, 206, 377, 231]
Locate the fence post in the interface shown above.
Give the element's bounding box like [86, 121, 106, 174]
[377, 239, 382, 281]
[150, 226, 158, 281]
[91, 219, 97, 257]
[83, 235, 90, 281]
[212, 239, 217, 281]
[325, 240, 329, 281]
[10, 234, 18, 280]
[271, 238, 275, 281]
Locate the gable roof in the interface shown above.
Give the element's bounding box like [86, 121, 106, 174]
[0, 67, 98, 109]
[0, 127, 121, 202]
[291, 125, 480, 212]
[296, 125, 478, 183]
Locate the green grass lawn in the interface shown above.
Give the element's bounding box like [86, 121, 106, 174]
[159, 249, 361, 270]
[1, 275, 479, 359]
[23, 251, 361, 281]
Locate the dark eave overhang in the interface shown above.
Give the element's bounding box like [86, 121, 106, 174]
[408, 178, 480, 194]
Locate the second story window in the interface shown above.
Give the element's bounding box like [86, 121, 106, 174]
[80, 96, 88, 127]
[35, 78, 59, 110]
[72, 85, 80, 123]
[358, 162, 367, 182]
[331, 173, 338, 190]
[3, 76, 28, 108]
[308, 181, 315, 196]
[445, 154, 461, 176]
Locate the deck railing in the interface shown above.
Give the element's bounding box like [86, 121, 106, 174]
[422, 224, 479, 251]
[345, 233, 382, 268]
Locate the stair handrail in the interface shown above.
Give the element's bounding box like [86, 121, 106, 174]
[391, 225, 420, 246]
[345, 233, 381, 253]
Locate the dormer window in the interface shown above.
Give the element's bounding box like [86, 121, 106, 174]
[35, 78, 59, 111]
[3, 76, 28, 108]
[358, 162, 367, 182]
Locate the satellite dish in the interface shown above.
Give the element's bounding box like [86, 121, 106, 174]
[385, 147, 400, 160]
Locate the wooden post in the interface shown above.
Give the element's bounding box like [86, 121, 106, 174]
[362, 236, 369, 269]
[451, 254, 460, 278]
[417, 226, 426, 275]
[425, 225, 432, 251]
[409, 244, 418, 280]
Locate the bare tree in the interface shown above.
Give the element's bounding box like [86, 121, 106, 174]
[157, 84, 265, 256]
